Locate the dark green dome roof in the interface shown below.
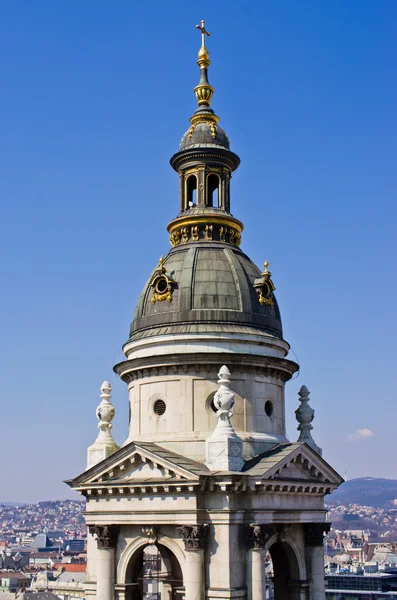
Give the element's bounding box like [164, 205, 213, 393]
[129, 242, 283, 342]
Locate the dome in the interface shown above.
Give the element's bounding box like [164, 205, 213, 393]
[335, 553, 352, 564]
[180, 121, 230, 150]
[129, 241, 283, 342]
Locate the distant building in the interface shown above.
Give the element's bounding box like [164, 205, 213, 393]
[31, 536, 55, 554]
[29, 553, 60, 568]
[61, 542, 84, 554]
[0, 572, 30, 594]
[326, 573, 397, 599]
[0, 549, 31, 570]
[32, 564, 85, 600]
[18, 593, 62, 600]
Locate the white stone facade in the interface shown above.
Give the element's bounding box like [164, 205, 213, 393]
[122, 367, 288, 461]
[68, 435, 343, 600]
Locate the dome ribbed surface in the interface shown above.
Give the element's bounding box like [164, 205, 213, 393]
[130, 243, 283, 340]
[180, 122, 230, 150]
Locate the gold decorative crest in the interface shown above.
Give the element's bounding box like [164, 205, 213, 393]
[254, 261, 276, 308]
[150, 257, 176, 304]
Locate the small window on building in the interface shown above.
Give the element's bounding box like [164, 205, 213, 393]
[153, 399, 166, 416]
[265, 400, 274, 417]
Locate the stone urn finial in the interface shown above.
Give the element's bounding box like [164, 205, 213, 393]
[295, 385, 322, 455]
[205, 366, 244, 472]
[213, 366, 235, 421]
[96, 381, 115, 437]
[86, 381, 120, 470]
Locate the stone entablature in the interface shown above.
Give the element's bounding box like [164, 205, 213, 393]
[81, 480, 334, 497]
[67, 440, 341, 499]
[116, 355, 296, 384]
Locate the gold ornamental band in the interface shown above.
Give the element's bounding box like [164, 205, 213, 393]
[167, 215, 244, 235]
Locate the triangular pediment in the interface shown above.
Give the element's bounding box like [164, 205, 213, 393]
[66, 441, 208, 490]
[244, 443, 344, 487]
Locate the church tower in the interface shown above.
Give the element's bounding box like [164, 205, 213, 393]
[67, 22, 343, 600]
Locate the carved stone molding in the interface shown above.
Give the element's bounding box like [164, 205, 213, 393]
[303, 523, 331, 547]
[176, 524, 209, 550]
[89, 525, 119, 549]
[169, 221, 242, 248]
[248, 524, 278, 549]
[81, 479, 335, 498]
[279, 524, 292, 543]
[248, 523, 295, 549]
[142, 526, 157, 544]
[118, 361, 293, 385]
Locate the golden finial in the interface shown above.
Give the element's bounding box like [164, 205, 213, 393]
[158, 256, 166, 273]
[196, 20, 211, 48]
[264, 261, 269, 274]
[191, 19, 215, 116]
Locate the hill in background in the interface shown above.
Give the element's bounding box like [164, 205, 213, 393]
[327, 477, 397, 510]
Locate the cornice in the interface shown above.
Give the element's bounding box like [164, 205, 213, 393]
[170, 147, 240, 172]
[114, 352, 298, 383]
[75, 476, 337, 499]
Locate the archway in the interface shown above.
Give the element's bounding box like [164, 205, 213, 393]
[123, 543, 184, 600]
[267, 540, 303, 600]
[207, 174, 220, 208]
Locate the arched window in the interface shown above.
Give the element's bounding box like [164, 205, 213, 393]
[186, 175, 197, 208]
[207, 174, 220, 208]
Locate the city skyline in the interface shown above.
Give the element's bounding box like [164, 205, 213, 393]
[1, 1, 396, 502]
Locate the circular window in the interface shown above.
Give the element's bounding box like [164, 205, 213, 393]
[262, 282, 270, 296]
[155, 277, 168, 294]
[265, 400, 273, 417]
[206, 392, 218, 413]
[153, 399, 166, 416]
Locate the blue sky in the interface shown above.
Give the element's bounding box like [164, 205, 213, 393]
[1, 1, 396, 502]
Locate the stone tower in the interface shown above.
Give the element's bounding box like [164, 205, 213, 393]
[67, 21, 343, 600]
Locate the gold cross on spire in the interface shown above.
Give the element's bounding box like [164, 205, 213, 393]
[196, 20, 210, 46]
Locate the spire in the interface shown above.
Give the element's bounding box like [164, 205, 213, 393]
[191, 20, 218, 125]
[168, 20, 241, 239]
[205, 366, 244, 472]
[86, 381, 119, 470]
[295, 385, 322, 456]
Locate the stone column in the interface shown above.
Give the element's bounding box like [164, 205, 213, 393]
[304, 523, 330, 600]
[176, 524, 208, 600]
[89, 525, 119, 600]
[247, 524, 277, 600]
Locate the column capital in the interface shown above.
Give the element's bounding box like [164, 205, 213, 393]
[303, 522, 331, 547]
[176, 524, 209, 550]
[89, 524, 119, 549]
[248, 523, 278, 549]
